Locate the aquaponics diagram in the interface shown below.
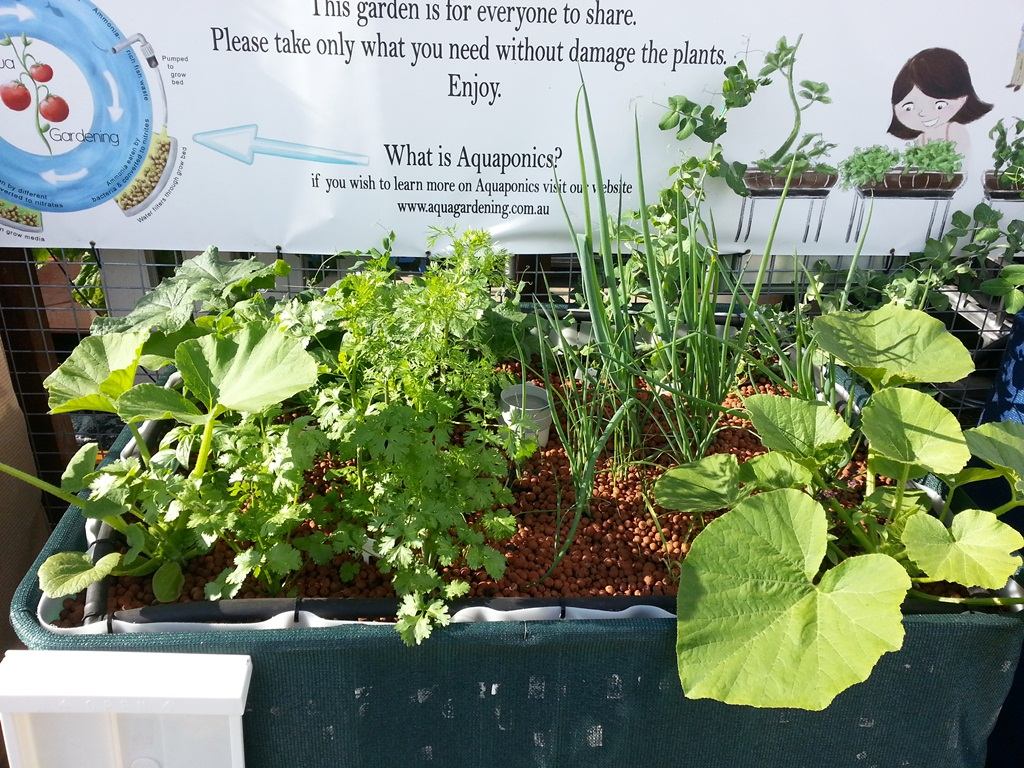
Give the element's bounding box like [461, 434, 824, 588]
[0, 0, 177, 233]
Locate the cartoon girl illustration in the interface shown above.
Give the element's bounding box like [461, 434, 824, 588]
[888, 48, 993, 153]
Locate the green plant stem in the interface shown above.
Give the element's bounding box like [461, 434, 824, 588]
[0, 460, 128, 536]
[828, 499, 875, 553]
[190, 409, 222, 479]
[990, 498, 1023, 518]
[634, 112, 670, 370]
[908, 589, 1024, 607]
[840, 198, 874, 312]
[736, 154, 796, 354]
[0, 460, 88, 510]
[127, 423, 152, 465]
[9, 37, 52, 155]
[766, 35, 803, 164]
[893, 465, 911, 518]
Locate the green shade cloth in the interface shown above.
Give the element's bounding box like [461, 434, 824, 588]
[11, 429, 1024, 768]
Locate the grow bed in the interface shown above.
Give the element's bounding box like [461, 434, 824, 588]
[743, 169, 837, 197]
[115, 130, 177, 216]
[13, 503, 1024, 768]
[0, 198, 42, 233]
[984, 171, 1024, 202]
[856, 171, 964, 197]
[44, 375, 780, 633]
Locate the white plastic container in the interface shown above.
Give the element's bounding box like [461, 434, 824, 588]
[500, 383, 553, 448]
[0, 651, 252, 768]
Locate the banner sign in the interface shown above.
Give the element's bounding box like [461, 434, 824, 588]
[0, 0, 1020, 255]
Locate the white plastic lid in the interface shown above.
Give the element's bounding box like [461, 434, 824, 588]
[0, 651, 252, 716]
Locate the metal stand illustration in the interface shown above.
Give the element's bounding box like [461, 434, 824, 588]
[736, 186, 832, 244]
[845, 176, 963, 243]
[983, 171, 1024, 202]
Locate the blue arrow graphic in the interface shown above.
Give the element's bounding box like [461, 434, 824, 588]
[192, 125, 369, 166]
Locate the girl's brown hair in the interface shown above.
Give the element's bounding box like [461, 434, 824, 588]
[888, 48, 993, 139]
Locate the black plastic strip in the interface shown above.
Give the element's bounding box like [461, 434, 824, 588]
[82, 522, 116, 626]
[113, 594, 681, 626]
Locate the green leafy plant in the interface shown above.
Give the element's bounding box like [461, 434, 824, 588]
[752, 36, 835, 176]
[91, 247, 289, 338]
[656, 304, 1024, 710]
[903, 140, 963, 177]
[34, 248, 106, 312]
[805, 203, 1018, 314]
[285, 229, 523, 644]
[990, 117, 1024, 189]
[841, 142, 963, 189]
[3, 237, 524, 645]
[607, 53, 800, 463]
[840, 145, 901, 188]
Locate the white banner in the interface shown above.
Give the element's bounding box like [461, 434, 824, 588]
[0, 0, 1019, 255]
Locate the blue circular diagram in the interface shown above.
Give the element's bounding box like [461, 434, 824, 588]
[0, 0, 152, 213]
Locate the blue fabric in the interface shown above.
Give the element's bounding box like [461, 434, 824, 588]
[983, 311, 1024, 426]
[978, 309, 1024, 767]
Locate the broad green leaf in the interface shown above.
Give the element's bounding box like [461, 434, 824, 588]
[965, 421, 1024, 495]
[1000, 264, 1024, 286]
[90, 250, 284, 337]
[45, 331, 149, 414]
[294, 532, 333, 565]
[813, 305, 974, 389]
[116, 384, 206, 425]
[61, 443, 98, 492]
[677, 489, 910, 710]
[745, 394, 852, 460]
[902, 510, 1024, 589]
[139, 325, 211, 370]
[91, 279, 197, 336]
[176, 248, 283, 310]
[267, 542, 302, 575]
[738, 451, 814, 491]
[38, 552, 121, 598]
[152, 561, 185, 602]
[862, 388, 969, 478]
[656, 454, 746, 513]
[175, 324, 318, 413]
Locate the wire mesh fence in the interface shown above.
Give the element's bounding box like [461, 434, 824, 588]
[0, 244, 1013, 523]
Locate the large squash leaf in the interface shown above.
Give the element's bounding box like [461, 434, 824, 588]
[745, 394, 852, 460]
[116, 384, 206, 425]
[655, 454, 746, 513]
[862, 388, 969, 478]
[90, 279, 197, 336]
[91, 248, 287, 336]
[813, 305, 973, 390]
[676, 489, 910, 710]
[902, 509, 1024, 589]
[60, 443, 98, 493]
[44, 331, 149, 414]
[738, 451, 814, 491]
[175, 324, 318, 413]
[176, 248, 287, 311]
[965, 421, 1024, 495]
[38, 552, 121, 598]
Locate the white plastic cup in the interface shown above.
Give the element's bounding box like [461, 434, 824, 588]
[500, 383, 553, 447]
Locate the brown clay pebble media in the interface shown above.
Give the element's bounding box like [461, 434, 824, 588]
[57, 378, 798, 627]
